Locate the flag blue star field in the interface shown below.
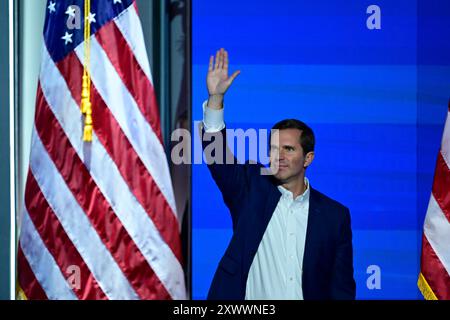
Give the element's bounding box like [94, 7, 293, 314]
[17, 0, 186, 300]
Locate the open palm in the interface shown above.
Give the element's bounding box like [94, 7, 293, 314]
[207, 48, 240, 96]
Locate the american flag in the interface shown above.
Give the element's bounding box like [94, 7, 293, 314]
[418, 101, 450, 300]
[17, 0, 186, 299]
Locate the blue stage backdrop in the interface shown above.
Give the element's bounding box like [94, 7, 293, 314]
[192, 0, 450, 299]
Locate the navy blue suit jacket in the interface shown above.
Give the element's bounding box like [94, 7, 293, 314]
[202, 128, 356, 300]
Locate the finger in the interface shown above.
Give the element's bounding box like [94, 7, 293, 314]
[218, 48, 224, 69]
[224, 50, 229, 71]
[214, 50, 220, 70]
[227, 70, 241, 85]
[208, 55, 214, 72]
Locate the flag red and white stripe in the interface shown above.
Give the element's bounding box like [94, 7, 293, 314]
[17, 1, 186, 300]
[418, 101, 450, 300]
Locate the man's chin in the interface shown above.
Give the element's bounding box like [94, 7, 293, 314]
[273, 172, 289, 182]
[270, 166, 290, 181]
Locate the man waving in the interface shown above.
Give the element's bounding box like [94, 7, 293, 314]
[202, 48, 356, 300]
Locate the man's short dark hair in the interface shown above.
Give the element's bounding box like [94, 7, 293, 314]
[271, 119, 315, 155]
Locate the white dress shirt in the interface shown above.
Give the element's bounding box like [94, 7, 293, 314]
[245, 183, 310, 300]
[203, 101, 310, 300]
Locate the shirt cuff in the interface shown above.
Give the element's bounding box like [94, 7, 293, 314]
[202, 100, 225, 132]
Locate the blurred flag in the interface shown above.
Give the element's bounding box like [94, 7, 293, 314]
[418, 101, 450, 300]
[17, 0, 185, 299]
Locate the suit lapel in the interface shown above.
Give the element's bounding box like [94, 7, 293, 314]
[262, 185, 282, 230]
[247, 184, 281, 262]
[303, 188, 322, 273]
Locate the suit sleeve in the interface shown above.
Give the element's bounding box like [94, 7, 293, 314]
[330, 207, 356, 300]
[201, 124, 249, 226]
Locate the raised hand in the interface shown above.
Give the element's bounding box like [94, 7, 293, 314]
[207, 48, 240, 109]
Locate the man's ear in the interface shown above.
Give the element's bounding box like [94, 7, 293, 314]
[304, 151, 315, 168]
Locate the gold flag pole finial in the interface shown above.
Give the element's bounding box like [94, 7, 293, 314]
[82, 0, 92, 142]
